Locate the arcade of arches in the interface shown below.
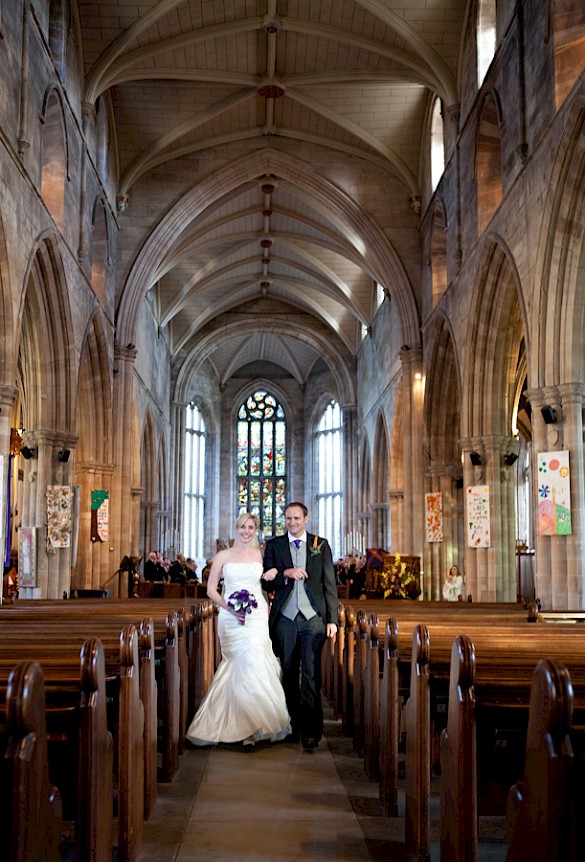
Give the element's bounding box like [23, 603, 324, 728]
[1, 1, 585, 610]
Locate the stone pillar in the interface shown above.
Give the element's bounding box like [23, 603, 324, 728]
[460, 435, 517, 602]
[529, 385, 585, 609]
[170, 400, 186, 557]
[110, 345, 137, 596]
[399, 347, 425, 557]
[74, 461, 114, 591]
[341, 404, 357, 549]
[423, 468, 459, 601]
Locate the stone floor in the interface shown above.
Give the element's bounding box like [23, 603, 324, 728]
[139, 708, 509, 862]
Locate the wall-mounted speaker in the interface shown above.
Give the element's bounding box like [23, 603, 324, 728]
[469, 451, 482, 466]
[58, 449, 71, 462]
[20, 446, 35, 460]
[541, 406, 557, 425]
[504, 452, 519, 466]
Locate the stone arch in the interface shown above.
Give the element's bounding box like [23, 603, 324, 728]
[372, 411, 390, 549]
[73, 312, 113, 591]
[390, 381, 404, 551]
[430, 198, 448, 307]
[0, 210, 15, 387]
[18, 235, 76, 434]
[40, 88, 69, 229]
[463, 236, 527, 440]
[475, 90, 503, 233]
[553, 0, 585, 108]
[173, 320, 356, 409]
[90, 196, 109, 306]
[423, 312, 464, 597]
[533, 100, 585, 387]
[117, 149, 420, 353]
[17, 235, 76, 598]
[462, 235, 527, 601]
[140, 410, 160, 562]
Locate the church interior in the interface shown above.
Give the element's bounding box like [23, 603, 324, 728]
[1, 0, 585, 609]
[1, 1, 585, 861]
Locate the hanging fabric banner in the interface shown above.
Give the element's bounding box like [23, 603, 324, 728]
[537, 450, 572, 535]
[91, 490, 109, 542]
[46, 485, 74, 548]
[466, 485, 490, 547]
[425, 491, 444, 542]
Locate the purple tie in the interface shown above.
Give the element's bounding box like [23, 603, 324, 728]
[294, 539, 301, 550]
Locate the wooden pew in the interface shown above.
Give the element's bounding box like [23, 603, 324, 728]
[0, 627, 144, 862]
[440, 634, 477, 862]
[0, 602, 186, 784]
[404, 624, 431, 862]
[379, 618, 400, 817]
[506, 658, 576, 862]
[0, 640, 114, 862]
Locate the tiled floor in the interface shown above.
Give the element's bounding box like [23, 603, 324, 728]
[139, 711, 509, 862]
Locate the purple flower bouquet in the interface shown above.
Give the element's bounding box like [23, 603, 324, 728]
[227, 589, 258, 624]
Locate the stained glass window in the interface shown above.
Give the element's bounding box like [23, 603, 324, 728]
[237, 390, 286, 539]
[183, 403, 205, 560]
[316, 400, 342, 559]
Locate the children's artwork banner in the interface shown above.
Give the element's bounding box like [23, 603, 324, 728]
[46, 485, 74, 548]
[425, 491, 444, 542]
[466, 485, 490, 548]
[91, 490, 109, 542]
[537, 450, 572, 535]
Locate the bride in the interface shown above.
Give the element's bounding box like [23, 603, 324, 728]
[186, 512, 290, 748]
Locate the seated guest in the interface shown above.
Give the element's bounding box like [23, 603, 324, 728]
[185, 558, 199, 583]
[169, 553, 188, 585]
[144, 550, 166, 582]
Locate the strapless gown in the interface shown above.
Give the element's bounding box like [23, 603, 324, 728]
[186, 561, 290, 745]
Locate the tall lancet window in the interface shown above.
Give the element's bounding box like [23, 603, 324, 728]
[316, 400, 342, 558]
[237, 390, 286, 539]
[183, 403, 206, 559]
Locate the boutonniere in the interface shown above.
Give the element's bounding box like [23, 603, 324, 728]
[309, 536, 324, 556]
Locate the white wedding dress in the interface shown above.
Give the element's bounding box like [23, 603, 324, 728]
[186, 561, 290, 745]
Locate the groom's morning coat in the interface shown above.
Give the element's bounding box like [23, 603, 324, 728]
[262, 532, 339, 644]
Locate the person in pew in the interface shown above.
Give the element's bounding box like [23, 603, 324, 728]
[262, 502, 338, 751]
[442, 564, 464, 601]
[186, 513, 290, 750]
[169, 553, 188, 585]
[143, 550, 167, 582]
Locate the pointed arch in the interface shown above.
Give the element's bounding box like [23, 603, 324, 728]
[372, 411, 390, 549]
[424, 313, 462, 466]
[476, 91, 503, 233]
[90, 196, 109, 306]
[40, 89, 69, 229]
[430, 198, 448, 307]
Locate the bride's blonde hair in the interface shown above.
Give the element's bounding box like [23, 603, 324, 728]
[234, 512, 260, 546]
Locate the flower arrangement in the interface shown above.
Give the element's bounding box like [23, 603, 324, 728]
[309, 536, 324, 556]
[227, 589, 258, 624]
[379, 553, 420, 600]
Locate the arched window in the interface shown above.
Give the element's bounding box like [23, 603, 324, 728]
[477, 0, 496, 87]
[430, 97, 445, 192]
[316, 400, 342, 558]
[183, 403, 206, 560]
[237, 390, 286, 539]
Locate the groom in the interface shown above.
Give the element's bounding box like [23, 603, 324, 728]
[263, 502, 338, 750]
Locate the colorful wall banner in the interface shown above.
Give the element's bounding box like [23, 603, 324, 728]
[91, 490, 109, 542]
[425, 491, 444, 542]
[46, 485, 74, 548]
[466, 485, 490, 548]
[537, 450, 572, 535]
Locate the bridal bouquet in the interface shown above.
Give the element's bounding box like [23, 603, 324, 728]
[227, 589, 258, 624]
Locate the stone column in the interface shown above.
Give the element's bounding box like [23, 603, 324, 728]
[74, 461, 114, 591]
[341, 404, 357, 550]
[399, 347, 425, 556]
[558, 383, 585, 608]
[110, 345, 137, 596]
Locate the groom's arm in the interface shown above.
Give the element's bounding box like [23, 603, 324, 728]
[262, 539, 288, 590]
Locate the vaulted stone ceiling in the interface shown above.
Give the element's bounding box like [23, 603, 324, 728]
[80, 0, 463, 389]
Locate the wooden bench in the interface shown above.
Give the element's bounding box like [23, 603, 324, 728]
[0, 639, 114, 862]
[0, 625, 144, 862]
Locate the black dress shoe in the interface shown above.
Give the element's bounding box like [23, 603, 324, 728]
[302, 737, 318, 751]
[283, 732, 300, 743]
